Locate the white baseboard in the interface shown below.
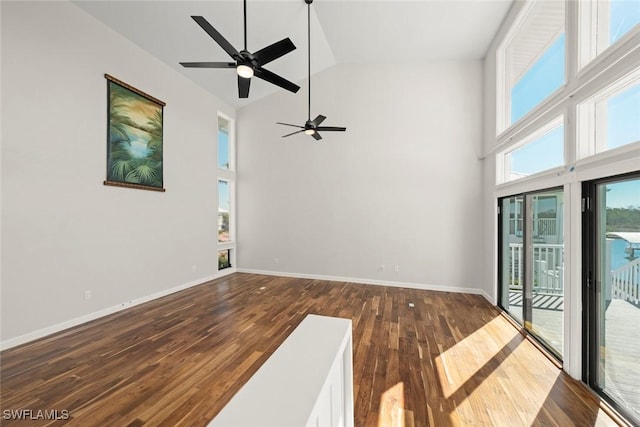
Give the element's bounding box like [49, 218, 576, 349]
[237, 268, 494, 303]
[1, 267, 492, 351]
[0, 270, 236, 351]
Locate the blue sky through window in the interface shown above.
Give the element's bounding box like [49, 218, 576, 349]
[511, 33, 565, 124]
[507, 13, 638, 209]
[607, 83, 640, 150]
[610, 0, 640, 44]
[218, 128, 230, 169]
[510, 125, 564, 176]
[606, 179, 640, 208]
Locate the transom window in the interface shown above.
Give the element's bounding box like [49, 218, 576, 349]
[579, 0, 640, 68]
[502, 0, 565, 127]
[577, 69, 640, 159]
[499, 118, 564, 183]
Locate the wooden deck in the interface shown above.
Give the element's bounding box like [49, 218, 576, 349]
[0, 274, 627, 426]
[508, 291, 563, 352]
[603, 299, 640, 422]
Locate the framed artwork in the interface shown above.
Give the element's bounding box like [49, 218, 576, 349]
[104, 74, 166, 192]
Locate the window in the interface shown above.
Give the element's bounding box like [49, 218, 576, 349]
[218, 116, 231, 170]
[217, 114, 235, 272]
[218, 249, 232, 270]
[579, 0, 640, 68]
[511, 34, 565, 124]
[502, 1, 565, 126]
[500, 119, 564, 183]
[578, 70, 640, 158]
[218, 179, 230, 243]
[494, 0, 640, 421]
[609, 0, 640, 44]
[607, 83, 640, 149]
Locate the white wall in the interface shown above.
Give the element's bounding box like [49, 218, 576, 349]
[237, 61, 486, 294]
[0, 1, 234, 345]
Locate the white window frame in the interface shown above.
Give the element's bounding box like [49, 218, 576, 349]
[218, 114, 235, 172]
[492, 0, 640, 381]
[498, 115, 565, 185]
[217, 112, 236, 274]
[578, 0, 640, 70]
[497, 0, 567, 133]
[576, 67, 640, 160]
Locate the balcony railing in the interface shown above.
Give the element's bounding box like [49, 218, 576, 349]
[611, 258, 640, 305]
[508, 243, 564, 295]
[509, 218, 558, 237]
[509, 243, 640, 305]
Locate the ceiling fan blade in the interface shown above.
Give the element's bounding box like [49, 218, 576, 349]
[276, 122, 305, 129]
[254, 38, 296, 66]
[180, 62, 236, 68]
[312, 132, 323, 141]
[282, 129, 306, 138]
[316, 126, 346, 132]
[312, 115, 326, 126]
[238, 75, 251, 98]
[191, 16, 239, 59]
[254, 67, 300, 93]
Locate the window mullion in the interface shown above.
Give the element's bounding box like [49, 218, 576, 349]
[565, 0, 580, 88]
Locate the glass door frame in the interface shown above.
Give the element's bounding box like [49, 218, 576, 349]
[498, 194, 525, 325]
[582, 171, 640, 425]
[498, 185, 565, 360]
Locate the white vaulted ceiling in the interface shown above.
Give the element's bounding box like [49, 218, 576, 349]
[74, 0, 514, 108]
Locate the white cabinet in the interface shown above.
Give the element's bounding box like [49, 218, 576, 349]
[208, 314, 354, 427]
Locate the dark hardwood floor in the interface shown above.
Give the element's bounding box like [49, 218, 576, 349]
[0, 273, 624, 426]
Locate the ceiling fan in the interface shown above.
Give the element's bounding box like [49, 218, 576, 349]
[277, 0, 346, 140]
[179, 0, 300, 98]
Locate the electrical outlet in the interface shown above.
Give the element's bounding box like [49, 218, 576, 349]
[394, 264, 400, 272]
[378, 264, 385, 272]
[275, 257, 279, 264]
[84, 290, 92, 300]
[192, 265, 197, 272]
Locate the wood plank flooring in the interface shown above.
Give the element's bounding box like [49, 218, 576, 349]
[0, 273, 625, 426]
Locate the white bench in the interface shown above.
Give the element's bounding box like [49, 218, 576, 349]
[208, 314, 354, 427]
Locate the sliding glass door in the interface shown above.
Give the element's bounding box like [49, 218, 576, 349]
[584, 173, 640, 424]
[529, 190, 564, 353]
[500, 196, 524, 324]
[499, 188, 564, 358]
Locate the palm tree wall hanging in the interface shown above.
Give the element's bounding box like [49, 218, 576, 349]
[104, 74, 166, 192]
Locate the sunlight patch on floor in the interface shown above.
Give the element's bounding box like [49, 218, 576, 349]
[467, 337, 561, 425]
[433, 314, 587, 425]
[435, 316, 519, 399]
[378, 382, 413, 427]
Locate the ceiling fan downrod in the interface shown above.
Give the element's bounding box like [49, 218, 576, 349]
[275, 0, 347, 140]
[306, 0, 313, 121]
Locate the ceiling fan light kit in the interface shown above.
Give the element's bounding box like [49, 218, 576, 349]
[180, 0, 300, 98]
[276, 0, 347, 141]
[236, 64, 254, 79]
